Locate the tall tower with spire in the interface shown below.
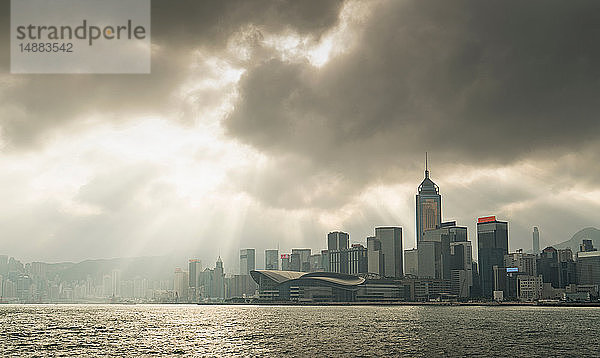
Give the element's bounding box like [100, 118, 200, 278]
[415, 153, 442, 244]
[213, 256, 225, 299]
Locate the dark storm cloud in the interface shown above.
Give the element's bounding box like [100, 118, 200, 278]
[0, 0, 343, 148]
[2, 0, 599, 262]
[152, 0, 343, 48]
[226, 0, 600, 203]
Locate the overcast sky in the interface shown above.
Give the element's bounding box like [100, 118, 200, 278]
[1, 0, 599, 272]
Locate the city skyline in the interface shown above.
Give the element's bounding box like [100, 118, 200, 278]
[2, 1, 600, 356]
[2, 218, 599, 303]
[1, 1, 599, 267]
[1, 157, 595, 272]
[0, 164, 598, 303]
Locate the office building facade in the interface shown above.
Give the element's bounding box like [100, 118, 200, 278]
[368, 227, 403, 278]
[367, 236, 383, 275]
[419, 222, 466, 279]
[577, 251, 600, 286]
[537, 247, 560, 288]
[173, 268, 189, 302]
[290, 253, 301, 271]
[291, 249, 312, 272]
[265, 249, 279, 270]
[477, 216, 509, 298]
[280, 254, 291, 271]
[309, 253, 325, 272]
[327, 232, 349, 251]
[329, 244, 368, 275]
[504, 251, 537, 276]
[419, 222, 470, 281]
[404, 248, 418, 276]
[239, 249, 256, 275]
[517, 275, 543, 301]
[188, 259, 202, 290]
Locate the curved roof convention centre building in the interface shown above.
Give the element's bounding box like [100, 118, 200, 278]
[250, 270, 366, 302]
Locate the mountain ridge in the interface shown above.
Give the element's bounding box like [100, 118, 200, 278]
[552, 227, 600, 251]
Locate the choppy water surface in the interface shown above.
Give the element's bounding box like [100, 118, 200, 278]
[1, 304, 599, 357]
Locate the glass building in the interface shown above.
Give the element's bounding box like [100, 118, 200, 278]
[477, 217, 509, 298]
[329, 244, 368, 275]
[327, 231, 349, 251]
[265, 249, 279, 270]
[374, 227, 403, 278]
[415, 155, 442, 245]
[239, 249, 256, 275]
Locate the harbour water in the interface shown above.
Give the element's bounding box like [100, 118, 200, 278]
[1, 304, 599, 357]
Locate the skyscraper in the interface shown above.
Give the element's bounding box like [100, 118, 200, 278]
[0, 255, 8, 277]
[538, 247, 560, 288]
[290, 253, 301, 271]
[557, 249, 577, 288]
[173, 268, 189, 302]
[329, 244, 368, 275]
[188, 259, 202, 301]
[416, 154, 442, 244]
[419, 221, 468, 280]
[532, 227, 540, 254]
[450, 240, 473, 297]
[239, 249, 256, 275]
[280, 254, 291, 271]
[309, 253, 324, 272]
[292, 249, 312, 272]
[369, 227, 404, 278]
[265, 249, 279, 270]
[537, 247, 576, 289]
[213, 257, 225, 299]
[102, 274, 112, 297]
[477, 216, 509, 298]
[321, 250, 330, 272]
[576, 250, 600, 286]
[404, 248, 418, 276]
[111, 269, 121, 297]
[367, 236, 384, 275]
[327, 231, 349, 251]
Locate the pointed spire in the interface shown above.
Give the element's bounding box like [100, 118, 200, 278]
[418, 152, 438, 194]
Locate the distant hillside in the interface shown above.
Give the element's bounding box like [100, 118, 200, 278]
[55, 255, 187, 282]
[43, 262, 76, 277]
[553, 227, 600, 251]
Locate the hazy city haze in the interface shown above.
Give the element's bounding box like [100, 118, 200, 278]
[1, 0, 599, 268]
